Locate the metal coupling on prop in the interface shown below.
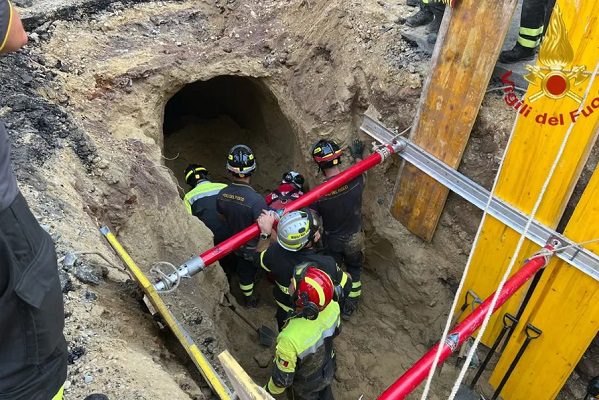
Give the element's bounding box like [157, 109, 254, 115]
[376, 139, 406, 161]
[391, 139, 408, 155]
[154, 255, 205, 291]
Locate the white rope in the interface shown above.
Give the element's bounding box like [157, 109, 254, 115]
[447, 61, 599, 399]
[418, 81, 524, 400]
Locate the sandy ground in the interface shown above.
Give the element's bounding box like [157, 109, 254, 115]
[1, 0, 596, 399]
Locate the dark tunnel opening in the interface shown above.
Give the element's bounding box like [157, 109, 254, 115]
[163, 75, 299, 193]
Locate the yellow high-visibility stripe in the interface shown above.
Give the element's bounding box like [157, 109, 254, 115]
[339, 271, 348, 287]
[276, 281, 290, 294]
[351, 281, 361, 288]
[259, 252, 270, 272]
[0, 0, 14, 53]
[276, 300, 293, 312]
[267, 378, 285, 395]
[348, 290, 362, 298]
[519, 25, 544, 36]
[305, 277, 325, 306]
[51, 385, 64, 400]
[517, 36, 540, 48]
[239, 283, 254, 291]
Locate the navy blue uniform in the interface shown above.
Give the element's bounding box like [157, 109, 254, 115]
[217, 182, 267, 298]
[312, 175, 365, 301]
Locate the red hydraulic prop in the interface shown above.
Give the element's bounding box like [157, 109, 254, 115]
[378, 244, 555, 400]
[154, 142, 403, 291]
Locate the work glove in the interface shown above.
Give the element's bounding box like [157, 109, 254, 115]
[349, 139, 365, 160]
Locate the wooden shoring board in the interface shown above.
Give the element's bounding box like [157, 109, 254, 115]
[218, 350, 274, 400]
[456, 0, 599, 346]
[390, 0, 519, 242]
[488, 166, 599, 400]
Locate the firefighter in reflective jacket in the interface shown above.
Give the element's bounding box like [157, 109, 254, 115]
[256, 208, 351, 330]
[183, 164, 235, 276]
[265, 264, 340, 400]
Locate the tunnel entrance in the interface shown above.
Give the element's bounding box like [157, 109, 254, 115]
[163, 75, 298, 192]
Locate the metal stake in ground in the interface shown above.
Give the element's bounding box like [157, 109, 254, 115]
[491, 323, 542, 400]
[470, 313, 518, 389]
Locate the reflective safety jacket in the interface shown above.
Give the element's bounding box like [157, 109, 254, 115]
[183, 180, 229, 241]
[267, 302, 340, 395]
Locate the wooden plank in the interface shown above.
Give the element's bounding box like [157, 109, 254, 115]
[390, 0, 518, 241]
[489, 164, 599, 399]
[218, 350, 274, 400]
[455, 0, 599, 345]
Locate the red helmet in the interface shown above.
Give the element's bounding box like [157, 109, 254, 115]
[290, 264, 335, 320]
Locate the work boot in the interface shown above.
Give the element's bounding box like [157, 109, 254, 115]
[406, 0, 419, 6]
[405, 3, 433, 28]
[498, 43, 536, 64]
[84, 395, 109, 400]
[244, 293, 259, 308]
[341, 297, 359, 320]
[426, 2, 444, 44]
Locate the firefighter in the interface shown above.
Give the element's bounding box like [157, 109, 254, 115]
[216, 144, 268, 307]
[183, 164, 235, 277]
[310, 139, 365, 320]
[265, 170, 305, 210]
[1, 2, 68, 399]
[264, 264, 340, 399]
[404, 0, 445, 44]
[499, 0, 556, 63]
[256, 208, 351, 330]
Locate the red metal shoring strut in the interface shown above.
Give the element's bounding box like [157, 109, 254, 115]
[201, 143, 400, 266]
[377, 245, 555, 400]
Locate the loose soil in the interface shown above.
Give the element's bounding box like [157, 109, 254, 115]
[1, 0, 596, 399]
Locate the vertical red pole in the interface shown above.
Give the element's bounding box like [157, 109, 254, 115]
[378, 247, 553, 400]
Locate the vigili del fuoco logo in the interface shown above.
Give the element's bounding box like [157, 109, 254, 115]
[500, 4, 597, 126]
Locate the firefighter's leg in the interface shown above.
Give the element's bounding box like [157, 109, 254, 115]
[237, 254, 258, 307]
[500, 0, 547, 63]
[342, 232, 364, 319]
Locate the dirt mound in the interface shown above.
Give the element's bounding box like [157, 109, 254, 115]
[1, 0, 595, 399]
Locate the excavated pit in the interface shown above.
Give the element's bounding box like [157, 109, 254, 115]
[163, 75, 299, 192]
[158, 75, 458, 399]
[4, 1, 594, 398]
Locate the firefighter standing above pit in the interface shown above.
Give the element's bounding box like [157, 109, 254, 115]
[310, 139, 365, 320]
[265, 170, 305, 210]
[404, 0, 445, 44]
[216, 145, 268, 307]
[264, 264, 340, 400]
[499, 0, 556, 63]
[183, 164, 235, 277]
[256, 208, 351, 330]
[0, 2, 69, 400]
